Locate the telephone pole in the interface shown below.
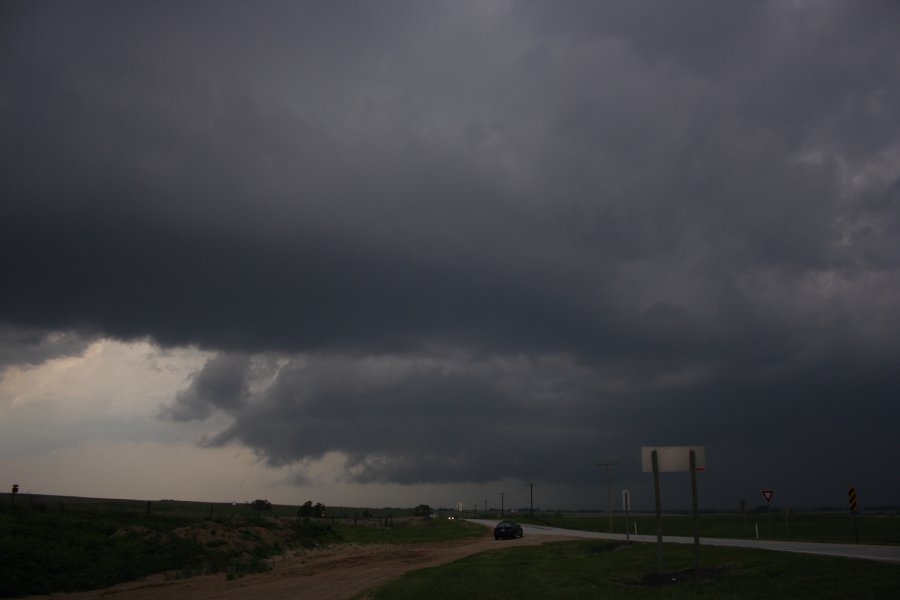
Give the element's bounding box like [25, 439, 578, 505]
[597, 461, 619, 532]
[529, 483, 534, 516]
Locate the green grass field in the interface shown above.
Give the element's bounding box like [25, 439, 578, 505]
[368, 539, 900, 600]
[513, 511, 900, 545]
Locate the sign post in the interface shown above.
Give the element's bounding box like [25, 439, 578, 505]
[652, 450, 663, 575]
[761, 490, 774, 537]
[848, 487, 859, 544]
[689, 450, 700, 570]
[622, 489, 631, 544]
[642, 446, 706, 575]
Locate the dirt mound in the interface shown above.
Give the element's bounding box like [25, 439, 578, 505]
[109, 526, 169, 544]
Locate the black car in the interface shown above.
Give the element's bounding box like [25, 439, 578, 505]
[494, 520, 524, 540]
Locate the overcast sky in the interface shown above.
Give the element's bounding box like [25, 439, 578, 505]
[2, 0, 899, 512]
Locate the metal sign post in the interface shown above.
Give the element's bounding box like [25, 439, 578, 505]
[622, 489, 631, 544]
[690, 450, 700, 570]
[642, 446, 706, 575]
[652, 450, 663, 575]
[762, 490, 774, 537]
[849, 487, 859, 544]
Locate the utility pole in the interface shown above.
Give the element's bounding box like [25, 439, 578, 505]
[597, 461, 619, 532]
[530, 483, 534, 516]
[500, 492, 505, 518]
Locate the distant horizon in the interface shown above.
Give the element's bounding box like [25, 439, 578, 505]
[5, 490, 894, 516]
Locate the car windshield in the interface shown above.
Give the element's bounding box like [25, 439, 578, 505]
[498, 521, 515, 527]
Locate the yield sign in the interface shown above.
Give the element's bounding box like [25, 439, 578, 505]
[761, 490, 774, 503]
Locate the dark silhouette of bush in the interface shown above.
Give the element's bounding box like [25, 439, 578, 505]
[297, 500, 326, 518]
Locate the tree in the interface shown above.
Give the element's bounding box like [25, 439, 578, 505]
[297, 500, 327, 518]
[413, 504, 432, 517]
[251, 499, 272, 512]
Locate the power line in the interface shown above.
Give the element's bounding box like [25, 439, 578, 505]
[596, 461, 619, 532]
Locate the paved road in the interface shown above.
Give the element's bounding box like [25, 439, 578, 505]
[468, 519, 900, 564]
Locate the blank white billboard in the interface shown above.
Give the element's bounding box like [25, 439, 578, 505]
[641, 446, 706, 472]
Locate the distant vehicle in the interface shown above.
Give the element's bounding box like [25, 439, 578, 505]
[494, 520, 524, 540]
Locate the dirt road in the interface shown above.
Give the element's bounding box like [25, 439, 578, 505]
[25, 533, 576, 600]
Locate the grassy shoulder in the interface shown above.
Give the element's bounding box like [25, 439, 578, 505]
[335, 517, 486, 545]
[367, 539, 900, 600]
[0, 501, 481, 598]
[0, 503, 293, 597]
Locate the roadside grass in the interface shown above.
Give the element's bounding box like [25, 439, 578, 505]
[515, 512, 900, 545]
[0, 499, 481, 598]
[0, 502, 300, 598]
[336, 518, 487, 545]
[1, 504, 204, 597]
[366, 539, 900, 600]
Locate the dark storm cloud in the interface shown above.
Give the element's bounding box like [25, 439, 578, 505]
[3, 1, 900, 505]
[0, 323, 98, 371]
[166, 343, 900, 507]
[159, 353, 253, 421]
[171, 351, 629, 486]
